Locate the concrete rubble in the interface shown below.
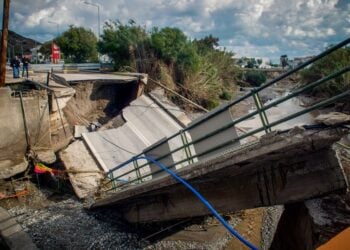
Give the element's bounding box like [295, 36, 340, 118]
[0, 87, 52, 179]
[50, 72, 150, 198]
[82, 93, 191, 180]
[59, 140, 104, 199]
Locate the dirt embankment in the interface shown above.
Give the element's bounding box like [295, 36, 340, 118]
[63, 82, 137, 127]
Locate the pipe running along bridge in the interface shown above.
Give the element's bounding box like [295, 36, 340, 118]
[91, 38, 350, 224]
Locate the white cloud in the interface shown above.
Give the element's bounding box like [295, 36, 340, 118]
[2, 0, 348, 61]
[26, 8, 55, 27]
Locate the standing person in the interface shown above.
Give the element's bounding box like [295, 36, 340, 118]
[10, 56, 20, 78]
[22, 56, 30, 78]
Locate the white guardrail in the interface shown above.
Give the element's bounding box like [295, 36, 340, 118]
[30, 63, 113, 72]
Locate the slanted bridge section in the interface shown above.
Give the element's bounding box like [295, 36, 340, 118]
[92, 38, 350, 222]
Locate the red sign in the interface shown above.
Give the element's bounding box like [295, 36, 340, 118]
[52, 42, 60, 64]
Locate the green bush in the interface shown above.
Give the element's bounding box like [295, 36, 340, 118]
[300, 47, 350, 96]
[97, 21, 241, 110]
[220, 90, 232, 100]
[244, 71, 267, 86]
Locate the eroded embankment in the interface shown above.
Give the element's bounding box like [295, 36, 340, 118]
[63, 81, 137, 126]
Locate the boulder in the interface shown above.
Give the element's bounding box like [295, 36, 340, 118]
[315, 112, 350, 126]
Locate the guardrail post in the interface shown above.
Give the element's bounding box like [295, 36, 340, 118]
[109, 172, 116, 191]
[180, 131, 194, 165]
[252, 90, 271, 134]
[133, 159, 143, 183]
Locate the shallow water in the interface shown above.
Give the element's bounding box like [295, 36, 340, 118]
[237, 90, 314, 137]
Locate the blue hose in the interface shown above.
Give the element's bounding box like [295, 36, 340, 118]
[129, 156, 259, 250]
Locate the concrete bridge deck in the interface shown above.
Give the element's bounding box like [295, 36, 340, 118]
[92, 128, 348, 222]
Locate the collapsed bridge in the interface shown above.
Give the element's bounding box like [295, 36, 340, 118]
[90, 38, 350, 222]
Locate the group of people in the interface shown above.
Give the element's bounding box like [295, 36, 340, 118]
[10, 56, 30, 79]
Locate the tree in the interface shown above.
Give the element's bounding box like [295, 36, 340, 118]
[257, 58, 263, 66]
[280, 55, 288, 69]
[301, 47, 350, 96]
[97, 21, 241, 110]
[245, 71, 267, 86]
[56, 25, 98, 63]
[150, 27, 201, 76]
[151, 27, 188, 65]
[246, 58, 257, 68]
[194, 35, 219, 54]
[98, 21, 148, 70]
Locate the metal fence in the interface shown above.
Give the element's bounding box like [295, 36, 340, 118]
[104, 38, 350, 192]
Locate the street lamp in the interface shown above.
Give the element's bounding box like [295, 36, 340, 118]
[82, 1, 100, 39]
[48, 21, 60, 37]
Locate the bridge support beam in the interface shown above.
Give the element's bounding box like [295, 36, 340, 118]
[92, 129, 348, 223]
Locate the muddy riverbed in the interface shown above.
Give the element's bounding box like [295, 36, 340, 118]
[1, 179, 282, 249]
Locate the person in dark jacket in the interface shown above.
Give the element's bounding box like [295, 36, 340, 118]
[10, 56, 20, 78]
[22, 56, 30, 78]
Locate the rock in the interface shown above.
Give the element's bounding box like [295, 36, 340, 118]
[35, 149, 56, 164]
[0, 158, 28, 179]
[74, 125, 88, 138]
[59, 141, 104, 199]
[315, 112, 350, 126]
[260, 131, 282, 145]
[288, 126, 306, 137]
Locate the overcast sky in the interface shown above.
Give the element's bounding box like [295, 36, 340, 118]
[1, 0, 349, 61]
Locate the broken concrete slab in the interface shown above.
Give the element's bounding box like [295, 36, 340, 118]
[83, 95, 191, 181]
[48, 82, 76, 112]
[92, 129, 348, 223]
[188, 104, 240, 161]
[59, 140, 104, 199]
[123, 95, 191, 172]
[0, 87, 51, 179]
[49, 111, 73, 152]
[148, 88, 191, 127]
[35, 149, 56, 164]
[0, 206, 37, 250]
[0, 158, 28, 179]
[74, 125, 89, 138]
[122, 95, 182, 145]
[53, 73, 146, 85]
[83, 123, 148, 175]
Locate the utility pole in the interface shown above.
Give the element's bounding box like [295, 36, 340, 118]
[83, 1, 101, 63]
[0, 0, 10, 87]
[83, 1, 100, 39]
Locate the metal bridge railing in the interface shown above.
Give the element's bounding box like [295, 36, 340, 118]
[103, 37, 350, 192]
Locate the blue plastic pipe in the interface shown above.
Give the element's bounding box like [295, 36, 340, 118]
[126, 156, 259, 250]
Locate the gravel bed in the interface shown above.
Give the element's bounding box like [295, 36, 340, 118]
[8, 194, 143, 250]
[4, 182, 282, 250]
